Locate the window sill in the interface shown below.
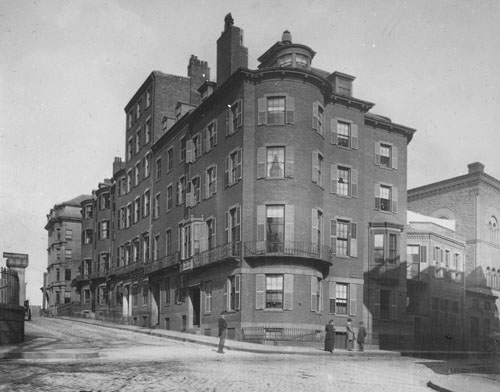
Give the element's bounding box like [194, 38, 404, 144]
[264, 309, 284, 312]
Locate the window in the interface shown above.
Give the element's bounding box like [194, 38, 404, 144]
[258, 96, 294, 125]
[205, 165, 217, 198]
[153, 235, 160, 260]
[83, 205, 93, 219]
[311, 277, 322, 312]
[127, 170, 132, 193]
[472, 299, 479, 309]
[64, 229, 72, 241]
[126, 204, 132, 227]
[335, 220, 348, 256]
[99, 193, 110, 210]
[56, 268, 60, 281]
[374, 234, 385, 263]
[312, 102, 324, 135]
[330, 219, 357, 257]
[388, 234, 397, 263]
[375, 184, 398, 213]
[155, 158, 162, 180]
[204, 281, 212, 313]
[312, 151, 324, 187]
[180, 137, 186, 162]
[266, 205, 284, 252]
[295, 54, 308, 68]
[266, 275, 283, 309]
[193, 133, 201, 160]
[278, 54, 292, 67]
[135, 161, 140, 186]
[136, 100, 141, 120]
[489, 216, 499, 244]
[206, 121, 217, 151]
[83, 289, 90, 305]
[132, 240, 139, 263]
[375, 142, 398, 169]
[207, 218, 216, 250]
[225, 206, 241, 254]
[135, 128, 141, 154]
[226, 275, 240, 311]
[127, 110, 133, 129]
[143, 190, 150, 217]
[143, 285, 149, 306]
[226, 100, 242, 135]
[165, 278, 171, 306]
[191, 176, 201, 205]
[65, 249, 72, 259]
[332, 165, 358, 197]
[153, 193, 160, 219]
[485, 301, 491, 311]
[335, 283, 348, 314]
[133, 198, 140, 223]
[225, 148, 242, 186]
[267, 97, 285, 124]
[166, 184, 173, 211]
[311, 209, 323, 248]
[145, 117, 151, 144]
[267, 147, 285, 178]
[470, 317, 479, 337]
[146, 89, 151, 108]
[166, 147, 173, 173]
[83, 229, 93, 244]
[177, 176, 186, 205]
[337, 121, 350, 147]
[65, 269, 71, 281]
[142, 234, 150, 262]
[127, 137, 133, 161]
[165, 230, 172, 256]
[143, 153, 151, 178]
[56, 248, 61, 259]
[98, 253, 109, 272]
[99, 220, 110, 240]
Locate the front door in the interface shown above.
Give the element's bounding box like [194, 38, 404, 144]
[189, 286, 201, 328]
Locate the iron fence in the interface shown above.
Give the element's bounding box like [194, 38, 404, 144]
[244, 241, 333, 262]
[242, 326, 324, 346]
[0, 267, 19, 305]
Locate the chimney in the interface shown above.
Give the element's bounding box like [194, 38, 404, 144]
[216, 13, 248, 85]
[281, 30, 292, 44]
[468, 162, 485, 174]
[188, 55, 210, 105]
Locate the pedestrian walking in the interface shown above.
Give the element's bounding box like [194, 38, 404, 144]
[217, 310, 227, 353]
[346, 318, 355, 351]
[324, 319, 335, 353]
[357, 321, 367, 352]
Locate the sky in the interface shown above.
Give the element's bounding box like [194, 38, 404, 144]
[1, 0, 499, 306]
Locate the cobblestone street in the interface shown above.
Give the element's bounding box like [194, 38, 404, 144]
[0, 318, 498, 391]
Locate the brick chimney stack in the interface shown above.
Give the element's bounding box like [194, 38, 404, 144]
[216, 13, 248, 85]
[467, 162, 485, 174]
[188, 55, 210, 105]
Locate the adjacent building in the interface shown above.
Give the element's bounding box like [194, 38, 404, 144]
[408, 162, 500, 347]
[44, 194, 90, 314]
[61, 15, 417, 348]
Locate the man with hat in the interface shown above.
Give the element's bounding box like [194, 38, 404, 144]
[217, 310, 228, 353]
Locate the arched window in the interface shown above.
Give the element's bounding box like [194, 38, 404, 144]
[489, 216, 499, 244]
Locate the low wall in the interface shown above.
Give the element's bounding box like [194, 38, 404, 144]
[0, 304, 25, 345]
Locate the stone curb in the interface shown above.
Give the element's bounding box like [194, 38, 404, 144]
[427, 381, 454, 392]
[0, 350, 99, 360]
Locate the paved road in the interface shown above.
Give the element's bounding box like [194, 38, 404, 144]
[0, 318, 499, 392]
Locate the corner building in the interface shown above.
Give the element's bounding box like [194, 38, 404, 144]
[107, 16, 415, 348]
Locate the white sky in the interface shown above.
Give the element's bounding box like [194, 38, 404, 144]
[1, 0, 500, 306]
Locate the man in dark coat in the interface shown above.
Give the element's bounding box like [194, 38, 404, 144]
[324, 319, 335, 353]
[357, 321, 367, 352]
[217, 310, 227, 353]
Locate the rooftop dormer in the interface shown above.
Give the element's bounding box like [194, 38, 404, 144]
[258, 30, 315, 70]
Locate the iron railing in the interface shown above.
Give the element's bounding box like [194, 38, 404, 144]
[181, 243, 240, 271]
[144, 252, 180, 274]
[242, 326, 324, 346]
[0, 267, 19, 305]
[243, 241, 333, 263]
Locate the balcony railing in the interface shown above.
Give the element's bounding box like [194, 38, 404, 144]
[144, 253, 180, 274]
[181, 243, 241, 272]
[243, 241, 333, 263]
[112, 261, 144, 277]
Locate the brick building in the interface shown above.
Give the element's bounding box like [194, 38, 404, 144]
[408, 162, 500, 346]
[44, 195, 90, 314]
[68, 15, 415, 348]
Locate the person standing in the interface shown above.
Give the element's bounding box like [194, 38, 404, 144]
[357, 321, 367, 352]
[217, 310, 227, 354]
[324, 319, 336, 353]
[346, 318, 355, 351]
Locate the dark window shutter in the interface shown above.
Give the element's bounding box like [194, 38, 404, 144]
[257, 97, 267, 125]
[351, 169, 358, 198]
[285, 146, 294, 178]
[257, 147, 266, 179]
[351, 124, 358, 150]
[255, 274, 265, 310]
[330, 118, 338, 145]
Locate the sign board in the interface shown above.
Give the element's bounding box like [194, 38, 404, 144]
[3, 252, 29, 260]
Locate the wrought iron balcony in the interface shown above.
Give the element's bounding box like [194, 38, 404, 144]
[144, 253, 180, 274]
[111, 261, 144, 277]
[181, 243, 240, 272]
[243, 241, 333, 263]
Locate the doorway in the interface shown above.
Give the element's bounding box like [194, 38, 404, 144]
[189, 286, 201, 328]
